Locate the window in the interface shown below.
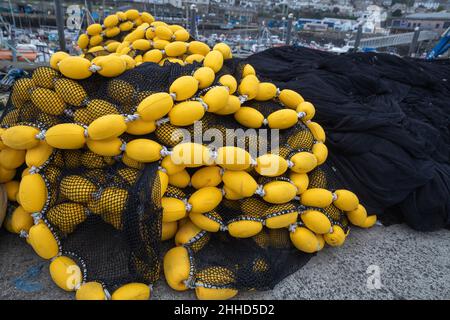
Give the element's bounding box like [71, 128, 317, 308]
[435, 24, 440, 29]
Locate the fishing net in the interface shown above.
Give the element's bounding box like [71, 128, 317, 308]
[0, 9, 375, 300]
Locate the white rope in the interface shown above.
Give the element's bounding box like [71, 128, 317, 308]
[124, 113, 140, 123]
[35, 130, 46, 141]
[119, 142, 127, 152]
[275, 88, 281, 97]
[103, 288, 111, 300]
[238, 95, 248, 103]
[64, 109, 74, 117]
[19, 230, 29, 238]
[158, 166, 167, 174]
[28, 166, 39, 175]
[255, 185, 265, 197]
[209, 149, 218, 161]
[88, 64, 102, 72]
[287, 160, 294, 168]
[169, 92, 177, 100]
[298, 111, 306, 119]
[160, 146, 172, 157]
[288, 224, 297, 233]
[197, 98, 209, 111]
[31, 212, 42, 225]
[155, 117, 170, 127]
[332, 192, 337, 201]
[83, 128, 89, 138]
[184, 199, 192, 212]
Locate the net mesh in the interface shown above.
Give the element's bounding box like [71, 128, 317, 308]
[1, 60, 349, 293]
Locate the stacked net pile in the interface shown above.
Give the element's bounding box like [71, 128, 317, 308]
[0, 9, 376, 300]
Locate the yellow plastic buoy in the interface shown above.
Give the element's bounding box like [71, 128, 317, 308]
[188, 41, 210, 56]
[213, 43, 232, 59]
[2, 126, 40, 150]
[49, 256, 82, 291]
[333, 189, 359, 211]
[190, 166, 222, 189]
[278, 89, 304, 109]
[262, 181, 297, 204]
[168, 169, 190, 188]
[10, 206, 33, 234]
[171, 143, 212, 168]
[215, 146, 252, 171]
[137, 92, 174, 121]
[290, 151, 318, 174]
[255, 82, 277, 101]
[218, 74, 237, 94]
[18, 173, 47, 213]
[45, 124, 87, 149]
[346, 204, 368, 226]
[58, 56, 93, 80]
[290, 226, 321, 253]
[169, 101, 205, 126]
[267, 109, 298, 129]
[188, 187, 223, 213]
[228, 220, 263, 238]
[300, 188, 334, 208]
[28, 222, 59, 259]
[111, 283, 151, 300]
[289, 172, 309, 194]
[163, 246, 191, 291]
[300, 209, 332, 234]
[87, 115, 127, 140]
[203, 50, 224, 73]
[324, 225, 346, 247]
[76, 282, 106, 300]
[255, 154, 288, 177]
[359, 215, 377, 228]
[222, 170, 257, 197]
[162, 197, 187, 222]
[238, 75, 259, 100]
[193, 67, 215, 89]
[4, 180, 19, 201]
[161, 221, 178, 241]
[125, 139, 162, 163]
[234, 107, 264, 128]
[169, 76, 199, 101]
[189, 211, 222, 232]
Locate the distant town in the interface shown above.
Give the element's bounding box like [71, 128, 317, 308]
[0, 0, 449, 62]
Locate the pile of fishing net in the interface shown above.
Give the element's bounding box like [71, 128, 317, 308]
[247, 46, 450, 231]
[0, 9, 376, 300]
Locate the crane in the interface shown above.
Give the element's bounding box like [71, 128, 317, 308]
[426, 27, 450, 60]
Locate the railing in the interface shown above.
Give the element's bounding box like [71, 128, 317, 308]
[348, 30, 439, 49]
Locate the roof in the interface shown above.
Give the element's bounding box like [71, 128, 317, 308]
[405, 12, 450, 20]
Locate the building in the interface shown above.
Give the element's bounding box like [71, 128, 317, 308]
[357, 5, 387, 33]
[390, 12, 450, 34]
[413, 1, 440, 10]
[322, 17, 356, 31]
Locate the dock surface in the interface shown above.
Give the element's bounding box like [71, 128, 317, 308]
[0, 223, 449, 300]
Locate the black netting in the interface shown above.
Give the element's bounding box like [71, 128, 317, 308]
[1, 58, 354, 294]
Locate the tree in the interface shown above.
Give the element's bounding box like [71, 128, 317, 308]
[392, 9, 402, 17]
